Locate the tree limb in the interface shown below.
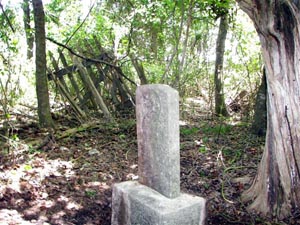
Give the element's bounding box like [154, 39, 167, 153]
[46, 37, 137, 86]
[46, 37, 118, 67]
[0, 2, 15, 32]
[64, 1, 95, 46]
[236, 0, 255, 18]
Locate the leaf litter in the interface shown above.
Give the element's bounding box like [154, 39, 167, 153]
[0, 101, 299, 225]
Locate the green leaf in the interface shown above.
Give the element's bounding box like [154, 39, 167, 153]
[24, 164, 32, 171]
[199, 146, 207, 153]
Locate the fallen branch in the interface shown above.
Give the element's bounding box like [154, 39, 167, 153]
[46, 37, 117, 68]
[56, 122, 99, 140]
[46, 37, 137, 86]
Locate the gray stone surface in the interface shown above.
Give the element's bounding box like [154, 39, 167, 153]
[111, 84, 206, 225]
[111, 181, 206, 225]
[136, 84, 180, 198]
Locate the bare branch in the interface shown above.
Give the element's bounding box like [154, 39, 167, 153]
[0, 2, 15, 33]
[46, 37, 118, 68]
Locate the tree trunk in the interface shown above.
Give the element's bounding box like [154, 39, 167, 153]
[32, 0, 54, 128]
[22, 0, 34, 59]
[237, 0, 300, 218]
[214, 13, 229, 117]
[171, 0, 185, 88]
[130, 54, 148, 85]
[251, 68, 267, 136]
[177, 0, 193, 95]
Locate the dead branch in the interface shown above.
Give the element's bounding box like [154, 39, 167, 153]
[46, 37, 117, 68]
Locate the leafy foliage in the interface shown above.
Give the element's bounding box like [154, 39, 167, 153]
[197, 0, 234, 19]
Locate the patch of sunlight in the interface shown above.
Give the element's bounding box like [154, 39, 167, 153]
[0, 158, 74, 193]
[39, 159, 75, 178]
[126, 173, 138, 180]
[126, 164, 138, 180]
[85, 181, 110, 190]
[0, 209, 33, 225]
[51, 210, 67, 221]
[58, 195, 82, 210]
[130, 164, 138, 169]
[204, 157, 213, 164]
[3, 166, 24, 192]
[179, 120, 187, 126]
[194, 140, 202, 145]
[185, 97, 207, 105]
[43, 199, 55, 208]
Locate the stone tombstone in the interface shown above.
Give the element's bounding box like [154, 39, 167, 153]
[136, 84, 180, 198]
[111, 84, 206, 225]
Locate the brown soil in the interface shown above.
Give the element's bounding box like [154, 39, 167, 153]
[0, 103, 299, 225]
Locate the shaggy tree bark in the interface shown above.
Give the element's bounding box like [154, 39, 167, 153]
[237, 0, 300, 219]
[33, 0, 54, 128]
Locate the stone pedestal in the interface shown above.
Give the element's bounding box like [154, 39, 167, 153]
[111, 181, 206, 225]
[111, 85, 206, 225]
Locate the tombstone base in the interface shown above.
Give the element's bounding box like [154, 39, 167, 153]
[111, 181, 206, 225]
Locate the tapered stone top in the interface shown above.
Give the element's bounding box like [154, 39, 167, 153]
[136, 84, 180, 199]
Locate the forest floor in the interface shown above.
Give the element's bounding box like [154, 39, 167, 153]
[0, 98, 299, 225]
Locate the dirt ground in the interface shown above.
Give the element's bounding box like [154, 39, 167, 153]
[0, 100, 299, 225]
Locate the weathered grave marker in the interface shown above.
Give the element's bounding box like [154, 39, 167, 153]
[111, 84, 206, 225]
[136, 84, 180, 198]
